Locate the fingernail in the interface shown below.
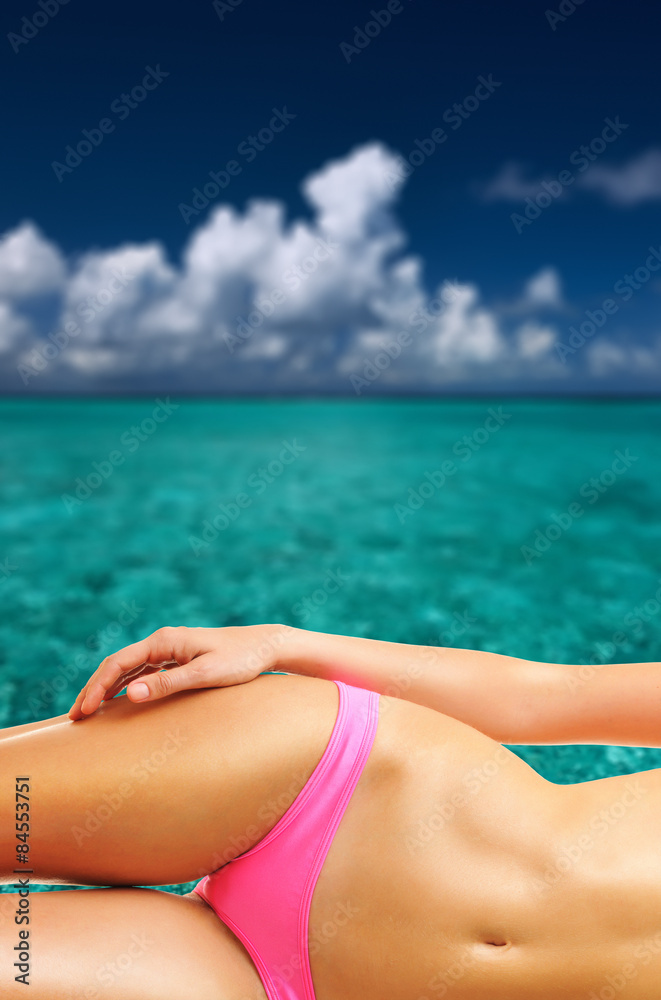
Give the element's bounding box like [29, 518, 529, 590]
[130, 682, 150, 701]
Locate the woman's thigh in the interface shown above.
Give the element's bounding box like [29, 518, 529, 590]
[0, 673, 339, 887]
[0, 886, 267, 1000]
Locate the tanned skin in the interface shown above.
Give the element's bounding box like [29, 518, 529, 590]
[1, 624, 660, 999]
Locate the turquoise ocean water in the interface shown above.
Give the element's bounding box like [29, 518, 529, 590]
[1, 397, 660, 893]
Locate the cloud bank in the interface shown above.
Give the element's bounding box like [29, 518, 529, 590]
[481, 149, 661, 207]
[0, 143, 657, 393]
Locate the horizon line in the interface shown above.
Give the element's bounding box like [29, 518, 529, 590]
[1, 391, 660, 402]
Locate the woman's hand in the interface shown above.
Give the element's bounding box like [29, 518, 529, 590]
[67, 624, 291, 720]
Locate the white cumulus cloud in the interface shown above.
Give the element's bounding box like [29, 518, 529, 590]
[0, 142, 657, 392]
[0, 222, 66, 300]
[522, 267, 564, 308]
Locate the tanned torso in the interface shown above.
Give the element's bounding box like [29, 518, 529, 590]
[304, 692, 661, 1000]
[188, 680, 661, 1000]
[6, 644, 661, 1000]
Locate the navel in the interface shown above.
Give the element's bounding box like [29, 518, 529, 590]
[481, 936, 513, 951]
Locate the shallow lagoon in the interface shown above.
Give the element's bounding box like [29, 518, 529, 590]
[1, 397, 660, 893]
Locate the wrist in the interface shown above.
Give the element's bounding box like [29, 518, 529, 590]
[272, 625, 320, 677]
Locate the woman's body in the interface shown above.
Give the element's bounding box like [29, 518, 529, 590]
[2, 625, 661, 999]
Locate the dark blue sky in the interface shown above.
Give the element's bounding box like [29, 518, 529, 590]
[1, 0, 660, 393]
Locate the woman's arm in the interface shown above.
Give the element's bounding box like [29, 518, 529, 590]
[279, 628, 661, 747]
[68, 624, 661, 747]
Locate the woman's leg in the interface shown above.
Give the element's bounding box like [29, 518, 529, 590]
[0, 673, 339, 887]
[0, 885, 267, 1000]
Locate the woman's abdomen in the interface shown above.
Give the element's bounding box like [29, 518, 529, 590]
[308, 693, 658, 1000]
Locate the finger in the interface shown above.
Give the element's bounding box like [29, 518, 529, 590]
[125, 652, 223, 703]
[68, 645, 160, 720]
[69, 661, 173, 721]
[68, 627, 200, 720]
[67, 688, 86, 721]
[103, 663, 165, 701]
